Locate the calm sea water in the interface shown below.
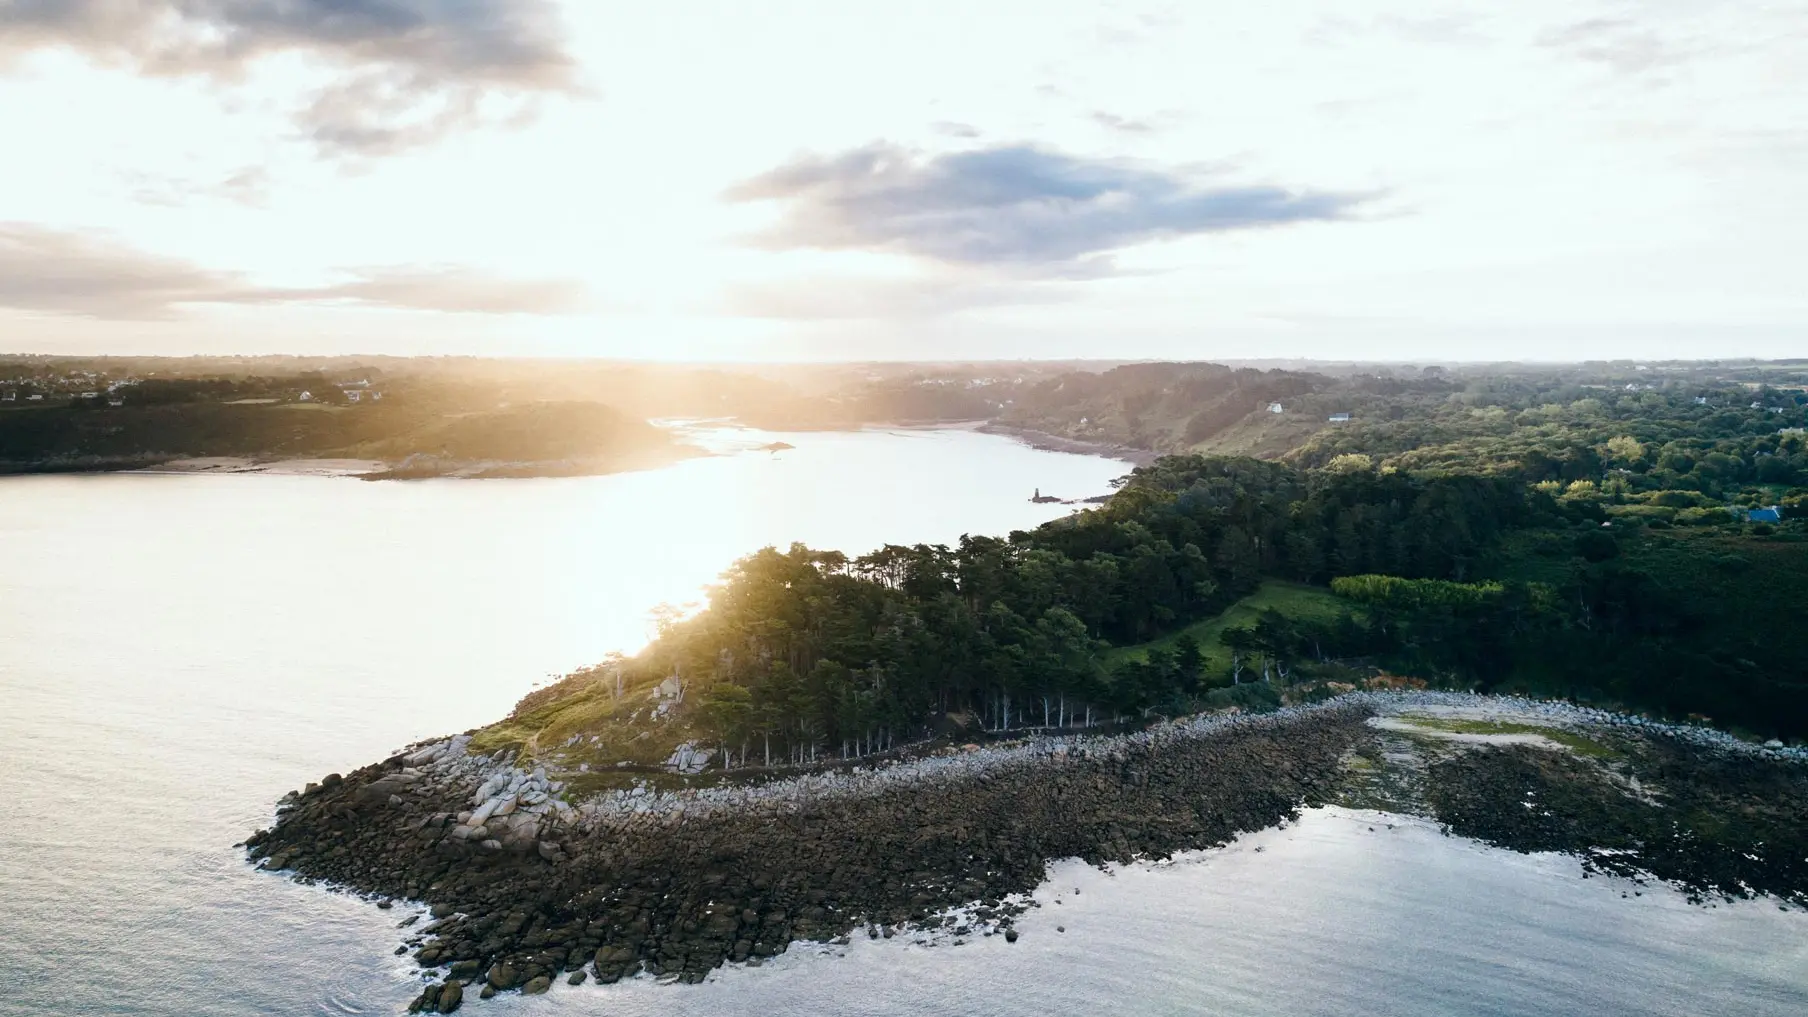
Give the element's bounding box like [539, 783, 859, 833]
[0, 427, 1801, 1017]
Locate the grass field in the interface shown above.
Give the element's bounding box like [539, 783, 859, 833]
[1395, 715, 1620, 758]
[1104, 581, 1356, 674]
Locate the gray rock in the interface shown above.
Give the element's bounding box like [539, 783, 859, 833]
[521, 975, 552, 995]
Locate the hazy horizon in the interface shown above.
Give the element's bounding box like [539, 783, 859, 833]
[2, 2, 1803, 362]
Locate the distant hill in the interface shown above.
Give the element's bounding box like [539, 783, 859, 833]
[998, 362, 1329, 455]
[0, 399, 697, 478]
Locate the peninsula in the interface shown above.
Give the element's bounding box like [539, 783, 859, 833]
[244, 416, 1808, 1008]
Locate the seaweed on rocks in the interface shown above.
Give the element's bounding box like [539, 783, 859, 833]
[244, 703, 1373, 1007]
[1424, 735, 1808, 907]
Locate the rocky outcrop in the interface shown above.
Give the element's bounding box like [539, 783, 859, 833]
[246, 701, 1373, 1005]
[246, 691, 1808, 1010]
[1423, 737, 1808, 906]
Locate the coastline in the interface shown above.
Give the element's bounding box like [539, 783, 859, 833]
[243, 691, 1808, 1011]
[1, 421, 1153, 482]
[977, 423, 1161, 466]
[133, 457, 387, 478]
[250, 701, 1371, 1008]
[0, 447, 710, 482]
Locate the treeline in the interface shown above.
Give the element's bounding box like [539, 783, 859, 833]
[999, 362, 1325, 452]
[579, 447, 1808, 757]
[611, 457, 1558, 765]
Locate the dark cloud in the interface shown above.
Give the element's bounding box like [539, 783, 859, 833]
[0, 223, 582, 318]
[0, 0, 576, 155]
[726, 143, 1368, 274]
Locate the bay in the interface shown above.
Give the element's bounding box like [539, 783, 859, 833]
[0, 425, 1802, 1016]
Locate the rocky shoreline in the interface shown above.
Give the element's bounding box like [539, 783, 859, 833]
[243, 693, 1808, 1012]
[245, 702, 1372, 1011]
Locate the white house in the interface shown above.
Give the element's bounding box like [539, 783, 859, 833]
[2, 390, 14, 402]
[298, 390, 312, 402]
[1328, 412, 1352, 423]
[1267, 402, 1284, 414]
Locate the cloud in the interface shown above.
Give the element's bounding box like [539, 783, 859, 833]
[0, 223, 582, 317]
[721, 274, 1071, 322]
[126, 165, 271, 208]
[0, 222, 247, 318]
[1538, 18, 1686, 75]
[931, 120, 981, 139]
[301, 266, 586, 314]
[1304, 13, 1493, 49]
[725, 143, 1368, 274]
[1090, 110, 1187, 135]
[1091, 111, 1155, 134]
[0, 0, 576, 155]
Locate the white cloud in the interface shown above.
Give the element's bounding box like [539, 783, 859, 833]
[0, 0, 1802, 358]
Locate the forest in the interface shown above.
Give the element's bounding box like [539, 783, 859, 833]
[521, 436, 1806, 770]
[487, 360, 1808, 763]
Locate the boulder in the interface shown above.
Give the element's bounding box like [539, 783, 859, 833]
[486, 962, 519, 989]
[436, 980, 463, 1013]
[468, 798, 502, 827]
[521, 975, 552, 995]
[405, 743, 444, 766]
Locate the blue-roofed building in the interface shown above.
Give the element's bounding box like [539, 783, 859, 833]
[1748, 506, 1782, 523]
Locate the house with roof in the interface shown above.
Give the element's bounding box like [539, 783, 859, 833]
[1745, 506, 1783, 524]
[1328, 412, 1352, 423]
[1267, 402, 1284, 414]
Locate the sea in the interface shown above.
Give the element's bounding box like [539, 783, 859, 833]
[0, 425, 1802, 1017]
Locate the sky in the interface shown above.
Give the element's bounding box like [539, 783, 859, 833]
[0, 0, 1803, 362]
